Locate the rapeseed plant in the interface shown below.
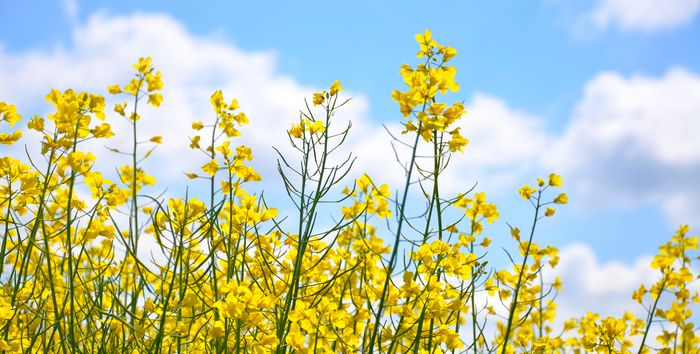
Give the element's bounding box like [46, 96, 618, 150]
[0, 30, 697, 354]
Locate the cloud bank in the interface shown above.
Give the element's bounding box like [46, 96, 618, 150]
[544, 68, 700, 227]
[1, 11, 698, 336]
[589, 0, 700, 31]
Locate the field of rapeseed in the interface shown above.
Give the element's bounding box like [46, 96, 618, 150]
[0, 30, 697, 354]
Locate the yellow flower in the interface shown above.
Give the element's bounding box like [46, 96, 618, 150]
[150, 136, 162, 144]
[552, 277, 562, 290]
[427, 103, 447, 115]
[114, 102, 127, 116]
[185, 173, 198, 179]
[286, 325, 305, 350]
[27, 114, 44, 131]
[209, 320, 225, 339]
[0, 130, 22, 146]
[190, 136, 201, 149]
[313, 92, 325, 106]
[210, 90, 227, 113]
[402, 120, 418, 134]
[581, 334, 597, 351]
[459, 233, 476, 245]
[261, 208, 278, 222]
[145, 71, 163, 91]
[554, 193, 568, 204]
[549, 173, 563, 187]
[235, 145, 253, 161]
[305, 119, 325, 134]
[124, 79, 143, 96]
[486, 305, 496, 315]
[107, 85, 121, 94]
[544, 207, 555, 217]
[631, 284, 647, 304]
[440, 45, 458, 62]
[330, 80, 343, 96]
[91, 123, 115, 139]
[516, 334, 531, 347]
[202, 159, 219, 177]
[510, 226, 521, 241]
[519, 185, 536, 200]
[144, 297, 156, 312]
[216, 140, 232, 157]
[192, 121, 203, 130]
[289, 124, 303, 138]
[415, 30, 437, 57]
[257, 335, 279, 346]
[133, 57, 152, 74]
[481, 238, 491, 247]
[147, 93, 163, 107]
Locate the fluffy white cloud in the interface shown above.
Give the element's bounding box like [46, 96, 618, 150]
[62, 0, 79, 21]
[589, 0, 700, 31]
[443, 94, 550, 196]
[0, 11, 371, 200]
[7, 12, 697, 231]
[541, 243, 700, 343]
[545, 243, 658, 319]
[347, 93, 550, 195]
[0, 12, 372, 264]
[544, 68, 700, 228]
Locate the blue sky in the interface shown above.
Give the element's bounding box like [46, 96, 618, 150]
[2, 0, 700, 321]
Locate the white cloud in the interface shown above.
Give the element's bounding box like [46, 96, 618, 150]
[443, 94, 551, 196]
[5, 11, 698, 238]
[0, 11, 371, 264]
[544, 68, 700, 228]
[589, 0, 700, 31]
[62, 0, 79, 21]
[541, 243, 700, 345]
[547, 0, 700, 35]
[336, 68, 700, 230]
[0, 11, 371, 195]
[546, 243, 658, 318]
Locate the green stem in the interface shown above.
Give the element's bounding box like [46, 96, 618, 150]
[500, 190, 543, 354]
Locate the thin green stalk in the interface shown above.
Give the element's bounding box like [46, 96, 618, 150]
[367, 119, 424, 353]
[499, 190, 543, 354]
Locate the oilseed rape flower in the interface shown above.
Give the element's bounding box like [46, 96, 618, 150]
[549, 172, 563, 187]
[289, 123, 303, 138]
[124, 78, 143, 95]
[554, 193, 568, 204]
[313, 92, 325, 106]
[202, 159, 219, 176]
[0, 31, 696, 354]
[519, 185, 536, 200]
[416, 29, 438, 57]
[330, 80, 343, 96]
[107, 84, 121, 94]
[0, 102, 22, 127]
[133, 56, 152, 74]
[0, 130, 21, 145]
[147, 93, 163, 107]
[304, 118, 325, 134]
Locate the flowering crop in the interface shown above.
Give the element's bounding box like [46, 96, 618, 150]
[0, 30, 698, 354]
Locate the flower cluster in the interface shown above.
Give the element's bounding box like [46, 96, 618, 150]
[0, 32, 697, 354]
